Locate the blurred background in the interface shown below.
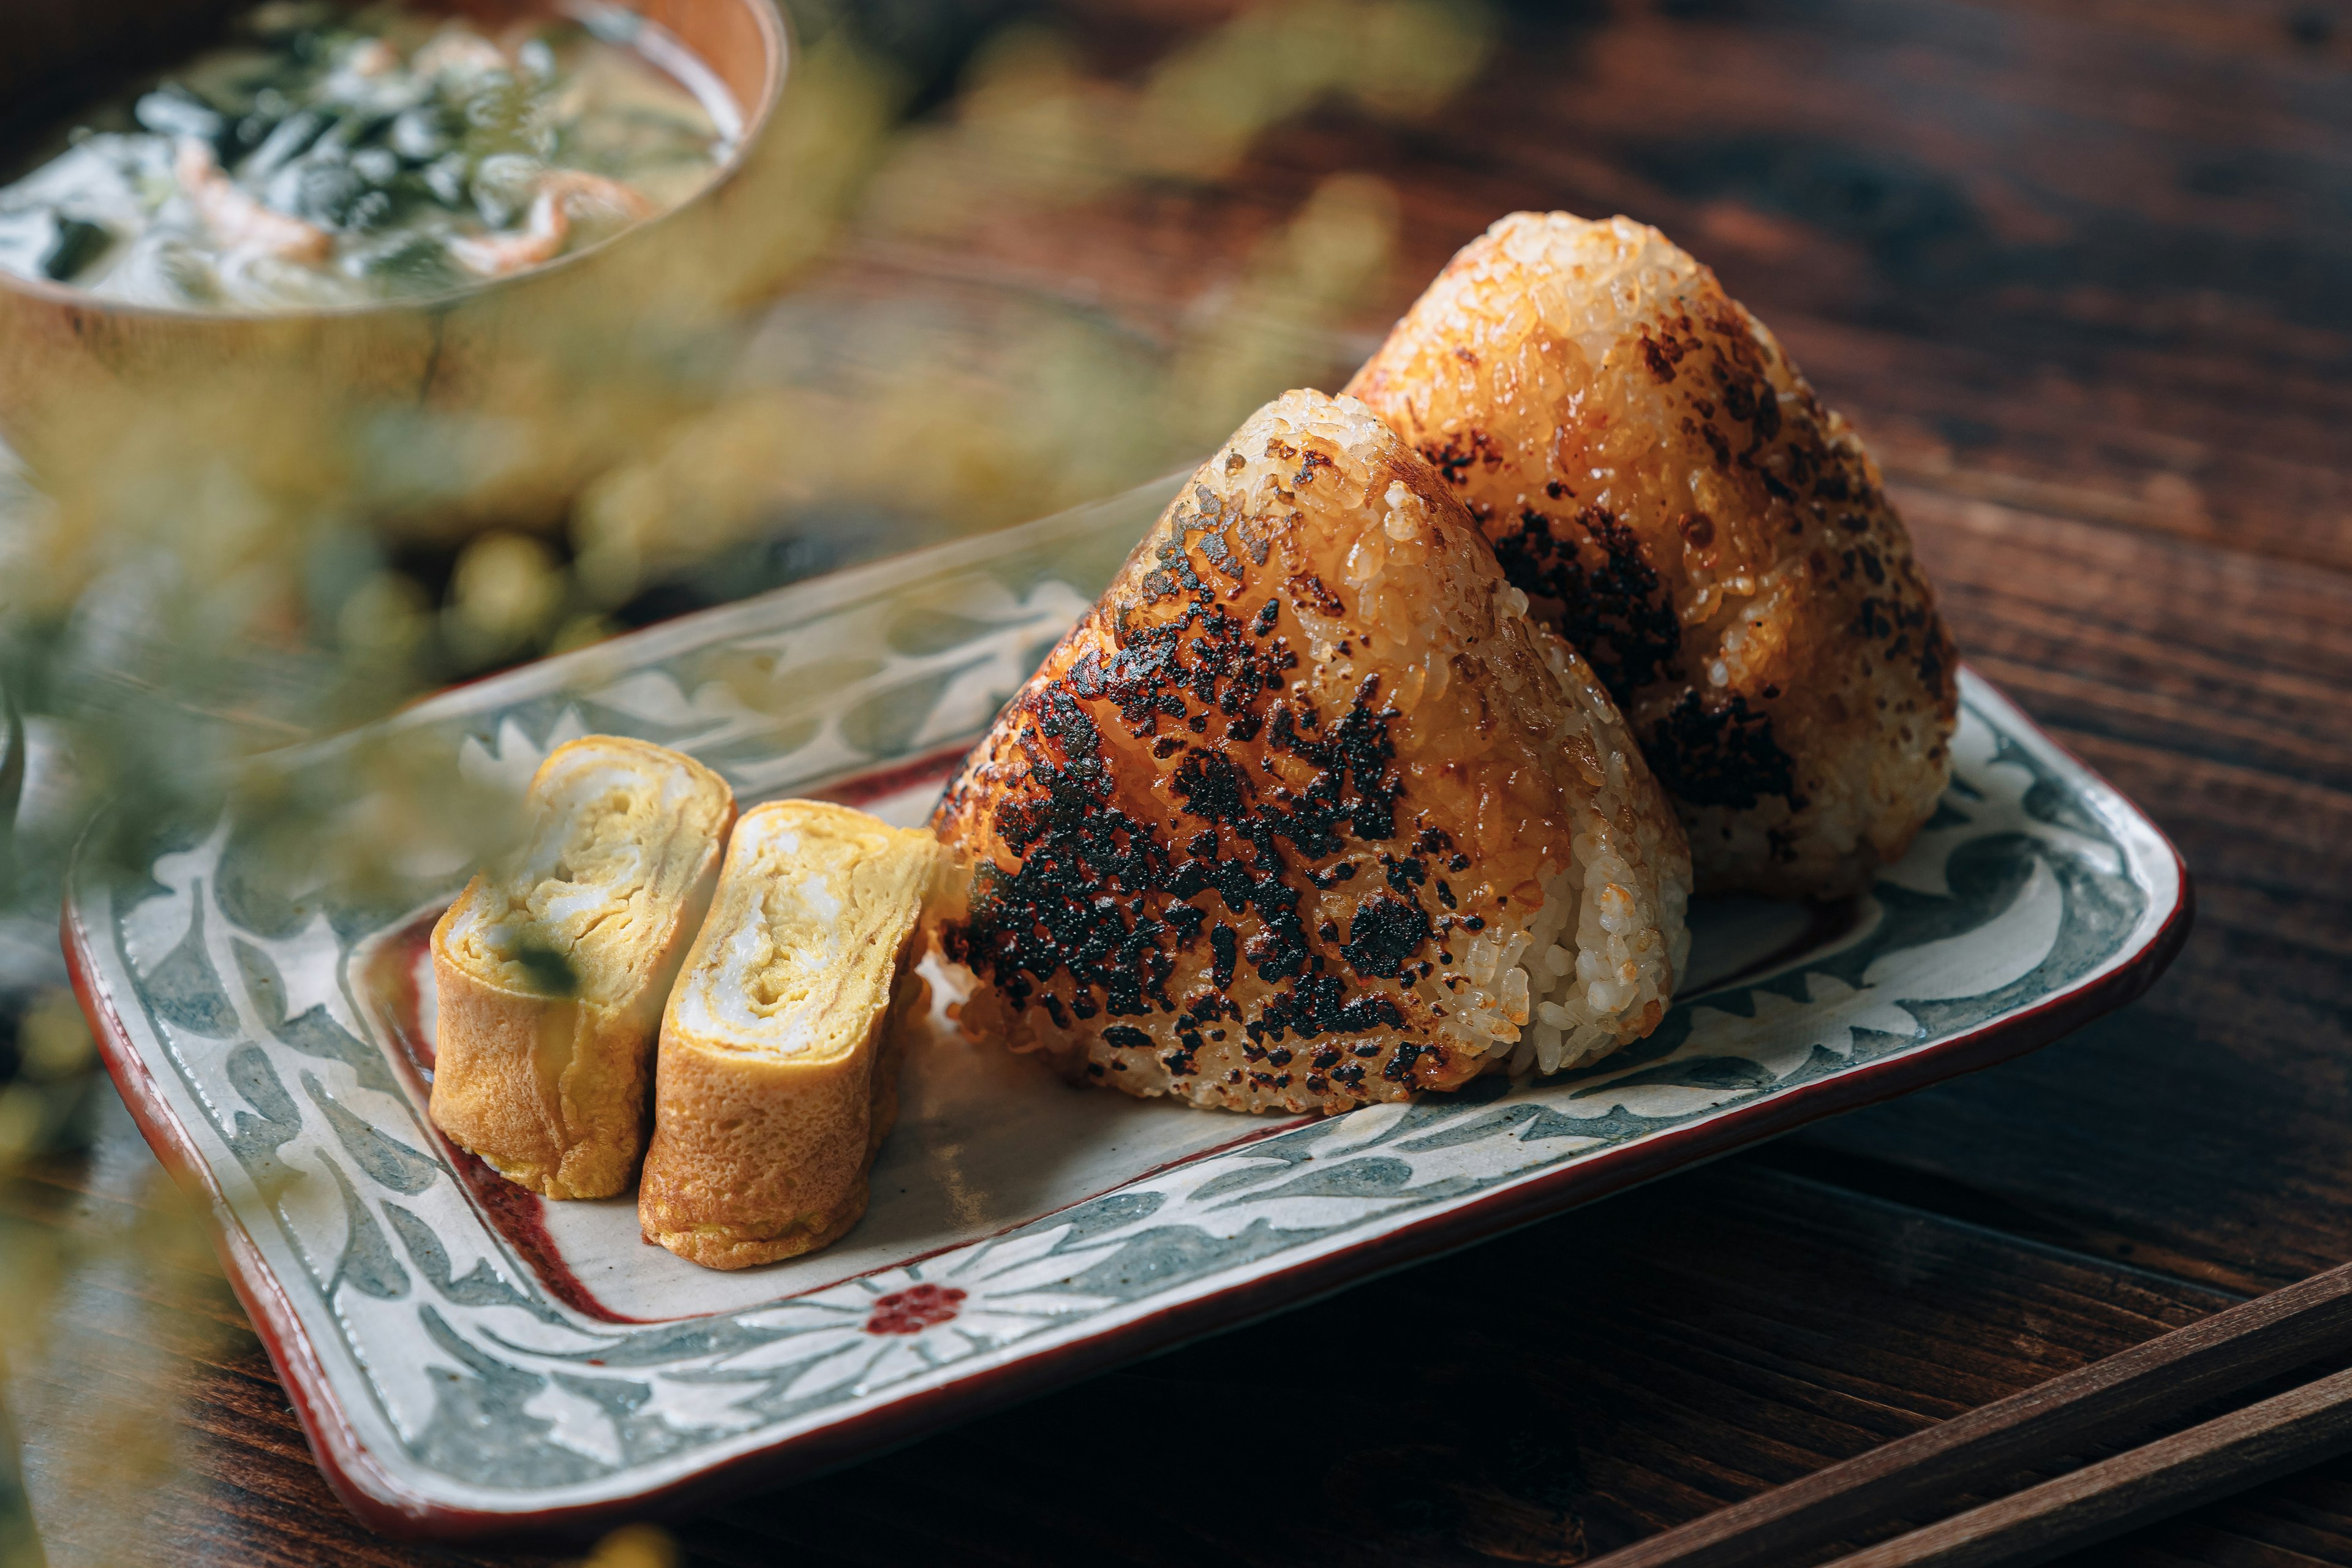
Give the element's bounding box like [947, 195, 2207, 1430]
[3, 0, 2348, 1562]
[0, 1, 1496, 1559]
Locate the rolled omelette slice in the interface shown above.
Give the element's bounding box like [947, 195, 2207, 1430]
[431, 736, 736, 1199]
[1345, 211, 1959, 898]
[639, 800, 939, 1270]
[932, 388, 1692, 1110]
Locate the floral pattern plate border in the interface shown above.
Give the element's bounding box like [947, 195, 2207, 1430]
[64, 478, 2191, 1540]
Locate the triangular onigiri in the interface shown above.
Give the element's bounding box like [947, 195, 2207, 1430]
[932, 390, 1690, 1114]
[1347, 213, 1959, 897]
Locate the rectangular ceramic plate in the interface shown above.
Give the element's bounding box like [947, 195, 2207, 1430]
[66, 477, 2190, 1539]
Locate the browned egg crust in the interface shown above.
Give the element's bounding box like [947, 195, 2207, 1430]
[932, 390, 1691, 1115]
[1346, 213, 1959, 897]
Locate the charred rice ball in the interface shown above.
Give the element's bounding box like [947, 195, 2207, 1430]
[931, 389, 1691, 1114]
[1346, 212, 1959, 897]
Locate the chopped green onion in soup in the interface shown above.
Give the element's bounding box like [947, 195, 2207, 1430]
[0, 0, 736, 309]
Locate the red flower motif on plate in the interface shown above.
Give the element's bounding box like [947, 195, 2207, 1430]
[864, 1283, 968, 1335]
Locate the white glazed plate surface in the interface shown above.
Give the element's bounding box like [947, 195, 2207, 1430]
[66, 477, 2189, 1537]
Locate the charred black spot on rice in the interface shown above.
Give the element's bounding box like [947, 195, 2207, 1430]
[1384, 1041, 1442, 1083]
[1340, 893, 1433, 979]
[1289, 574, 1344, 617]
[1381, 853, 1427, 894]
[1918, 617, 1955, 706]
[1419, 429, 1499, 486]
[1646, 692, 1795, 810]
[1496, 505, 1681, 704]
[1638, 328, 1684, 382]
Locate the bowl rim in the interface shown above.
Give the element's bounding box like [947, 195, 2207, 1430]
[0, 0, 791, 323]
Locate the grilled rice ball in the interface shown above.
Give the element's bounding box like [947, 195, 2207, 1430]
[1345, 212, 1959, 897]
[931, 389, 1691, 1113]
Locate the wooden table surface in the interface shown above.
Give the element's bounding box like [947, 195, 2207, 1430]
[9, 0, 2352, 1562]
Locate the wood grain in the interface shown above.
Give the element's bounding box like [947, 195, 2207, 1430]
[1831, 1368, 2352, 1568]
[10, 0, 2352, 1562]
[1581, 1261, 2352, 1568]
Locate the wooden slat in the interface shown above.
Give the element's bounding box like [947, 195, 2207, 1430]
[1831, 1366, 2352, 1568]
[1585, 1265, 2352, 1568]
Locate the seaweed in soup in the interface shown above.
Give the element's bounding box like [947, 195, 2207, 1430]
[0, 1, 734, 310]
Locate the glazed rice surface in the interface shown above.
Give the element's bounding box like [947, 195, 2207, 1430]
[1346, 213, 1958, 896]
[932, 389, 1691, 1114]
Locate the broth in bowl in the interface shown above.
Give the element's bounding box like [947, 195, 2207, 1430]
[0, 0, 737, 310]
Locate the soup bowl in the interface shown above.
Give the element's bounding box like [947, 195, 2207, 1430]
[0, 0, 788, 529]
